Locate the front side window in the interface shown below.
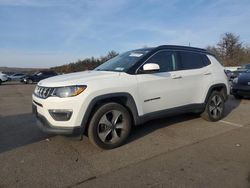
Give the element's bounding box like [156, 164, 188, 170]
[145, 50, 179, 73]
[180, 51, 206, 70]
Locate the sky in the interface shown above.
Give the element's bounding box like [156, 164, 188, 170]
[0, 0, 250, 68]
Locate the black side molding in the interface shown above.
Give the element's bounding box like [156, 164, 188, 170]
[138, 103, 205, 125]
[205, 83, 228, 103]
[80, 92, 140, 132]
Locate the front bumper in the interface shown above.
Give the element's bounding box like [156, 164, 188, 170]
[231, 84, 250, 97]
[32, 103, 82, 135]
[1, 78, 8, 82]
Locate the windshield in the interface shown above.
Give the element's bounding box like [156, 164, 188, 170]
[32, 71, 41, 76]
[95, 50, 150, 72]
[242, 64, 250, 69]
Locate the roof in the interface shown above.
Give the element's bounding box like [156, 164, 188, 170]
[134, 45, 213, 55]
[156, 45, 209, 53]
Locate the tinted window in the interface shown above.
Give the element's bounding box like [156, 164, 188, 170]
[180, 51, 206, 70]
[146, 51, 179, 73]
[202, 55, 211, 66]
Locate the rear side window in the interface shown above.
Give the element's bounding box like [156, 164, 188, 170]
[146, 50, 179, 73]
[202, 55, 211, 66]
[180, 51, 208, 70]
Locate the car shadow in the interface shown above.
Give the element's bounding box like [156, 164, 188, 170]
[0, 96, 243, 153]
[223, 95, 242, 117]
[127, 113, 197, 144]
[0, 82, 32, 86]
[127, 95, 242, 144]
[0, 113, 51, 154]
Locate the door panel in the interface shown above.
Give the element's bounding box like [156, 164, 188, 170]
[174, 67, 212, 104]
[178, 51, 213, 104]
[136, 71, 188, 114]
[136, 50, 213, 115]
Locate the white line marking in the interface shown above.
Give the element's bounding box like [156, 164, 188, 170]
[219, 120, 244, 128]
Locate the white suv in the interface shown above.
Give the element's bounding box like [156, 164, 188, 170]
[0, 72, 8, 85]
[32, 45, 229, 149]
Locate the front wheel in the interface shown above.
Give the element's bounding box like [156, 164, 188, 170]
[88, 102, 132, 149]
[27, 79, 33, 84]
[201, 91, 225, 122]
[0, 79, 2, 85]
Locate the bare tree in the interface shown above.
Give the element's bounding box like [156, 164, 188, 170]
[51, 51, 119, 73]
[217, 33, 243, 66]
[207, 32, 248, 66]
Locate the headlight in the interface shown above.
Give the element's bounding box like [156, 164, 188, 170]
[53, 86, 87, 98]
[34, 85, 87, 99]
[233, 77, 238, 84]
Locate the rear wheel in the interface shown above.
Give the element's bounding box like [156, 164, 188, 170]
[201, 91, 225, 122]
[88, 102, 132, 149]
[0, 79, 2, 85]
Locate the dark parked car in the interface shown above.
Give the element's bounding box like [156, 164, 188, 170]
[231, 63, 250, 80]
[22, 71, 57, 84]
[239, 63, 250, 71]
[231, 70, 250, 99]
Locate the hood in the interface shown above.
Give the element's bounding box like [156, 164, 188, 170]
[38, 70, 120, 87]
[238, 72, 250, 84]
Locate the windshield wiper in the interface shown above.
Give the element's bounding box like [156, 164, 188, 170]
[95, 68, 111, 71]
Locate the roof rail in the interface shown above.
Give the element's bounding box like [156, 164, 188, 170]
[156, 45, 209, 53]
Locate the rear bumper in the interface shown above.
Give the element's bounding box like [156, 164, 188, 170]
[32, 104, 82, 135]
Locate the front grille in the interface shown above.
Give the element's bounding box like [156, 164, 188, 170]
[34, 86, 55, 99]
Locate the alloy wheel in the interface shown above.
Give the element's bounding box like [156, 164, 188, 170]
[97, 110, 126, 144]
[208, 95, 223, 119]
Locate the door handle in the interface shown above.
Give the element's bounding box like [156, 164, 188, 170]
[171, 74, 182, 79]
[204, 72, 212, 75]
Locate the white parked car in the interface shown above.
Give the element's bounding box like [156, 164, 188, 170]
[0, 72, 8, 85]
[8, 73, 27, 81]
[32, 45, 229, 149]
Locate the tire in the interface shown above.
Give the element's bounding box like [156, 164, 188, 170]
[0, 79, 2, 85]
[88, 102, 132, 149]
[233, 94, 243, 99]
[201, 91, 225, 122]
[27, 79, 33, 84]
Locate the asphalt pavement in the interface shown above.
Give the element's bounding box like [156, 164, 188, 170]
[0, 82, 250, 188]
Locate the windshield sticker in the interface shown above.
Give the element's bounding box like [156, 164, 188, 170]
[115, 67, 125, 71]
[129, 53, 143, 57]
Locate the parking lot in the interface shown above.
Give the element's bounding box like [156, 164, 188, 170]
[0, 82, 250, 188]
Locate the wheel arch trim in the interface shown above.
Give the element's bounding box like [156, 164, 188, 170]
[205, 83, 228, 103]
[81, 92, 140, 132]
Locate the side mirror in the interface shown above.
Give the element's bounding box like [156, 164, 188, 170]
[143, 63, 160, 72]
